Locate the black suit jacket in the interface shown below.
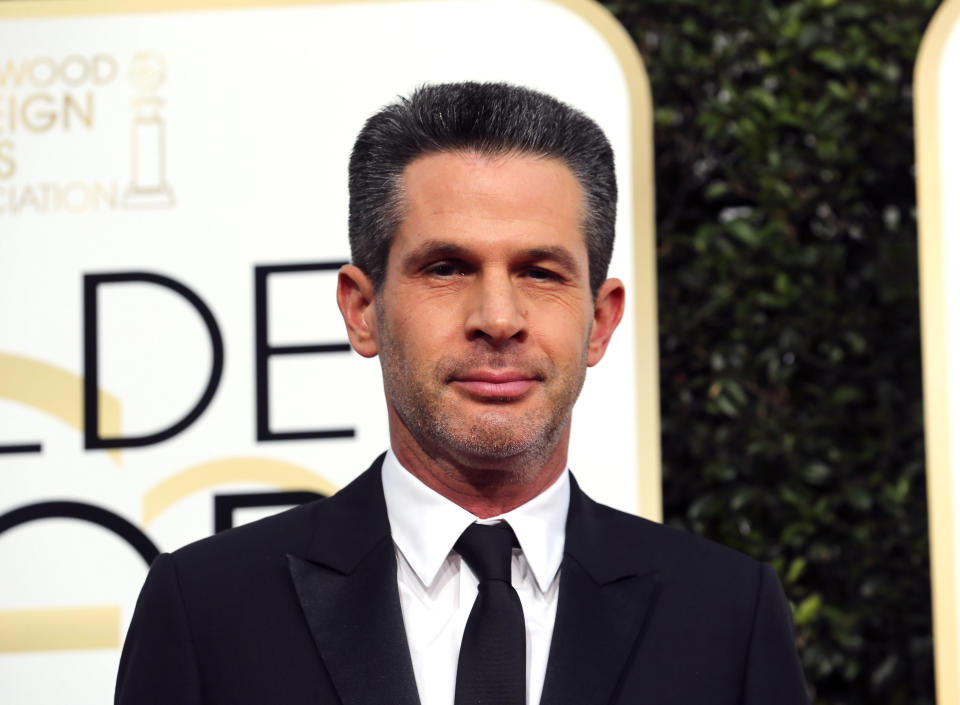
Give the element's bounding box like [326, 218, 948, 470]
[116, 456, 808, 705]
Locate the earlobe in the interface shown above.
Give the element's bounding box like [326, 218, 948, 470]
[587, 278, 625, 367]
[336, 264, 379, 358]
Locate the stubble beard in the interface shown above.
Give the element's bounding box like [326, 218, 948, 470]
[377, 316, 588, 481]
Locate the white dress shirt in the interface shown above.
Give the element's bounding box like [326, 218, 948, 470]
[381, 449, 569, 705]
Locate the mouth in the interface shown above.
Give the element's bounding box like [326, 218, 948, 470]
[450, 370, 539, 400]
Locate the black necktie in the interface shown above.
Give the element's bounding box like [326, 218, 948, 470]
[454, 522, 526, 705]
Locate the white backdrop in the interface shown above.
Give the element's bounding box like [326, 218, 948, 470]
[0, 1, 657, 702]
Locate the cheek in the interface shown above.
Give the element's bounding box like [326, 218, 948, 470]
[528, 298, 592, 339]
[525, 289, 594, 325]
[388, 306, 459, 357]
[529, 320, 592, 361]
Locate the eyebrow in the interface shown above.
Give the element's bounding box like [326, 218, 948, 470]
[402, 240, 473, 268]
[402, 240, 582, 276]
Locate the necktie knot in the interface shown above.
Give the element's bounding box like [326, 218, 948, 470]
[455, 522, 515, 583]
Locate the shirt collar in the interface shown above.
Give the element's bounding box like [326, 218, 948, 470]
[381, 448, 570, 594]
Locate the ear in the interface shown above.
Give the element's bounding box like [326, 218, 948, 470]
[587, 278, 625, 367]
[337, 264, 379, 358]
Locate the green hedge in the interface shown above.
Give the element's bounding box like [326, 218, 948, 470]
[602, 1, 940, 702]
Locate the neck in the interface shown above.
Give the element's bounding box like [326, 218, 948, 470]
[389, 425, 570, 518]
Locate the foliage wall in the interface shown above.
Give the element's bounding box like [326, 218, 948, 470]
[602, 0, 941, 702]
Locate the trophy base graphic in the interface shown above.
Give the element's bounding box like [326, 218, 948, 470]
[124, 185, 175, 209]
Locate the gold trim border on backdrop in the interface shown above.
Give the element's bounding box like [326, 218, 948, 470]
[0, 606, 121, 653]
[0, 0, 661, 521]
[0, 353, 123, 465]
[916, 0, 960, 702]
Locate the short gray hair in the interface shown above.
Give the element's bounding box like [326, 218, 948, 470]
[347, 82, 617, 295]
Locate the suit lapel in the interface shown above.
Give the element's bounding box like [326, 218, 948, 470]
[540, 477, 660, 705]
[288, 457, 420, 705]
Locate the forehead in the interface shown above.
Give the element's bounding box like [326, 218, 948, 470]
[392, 150, 586, 257]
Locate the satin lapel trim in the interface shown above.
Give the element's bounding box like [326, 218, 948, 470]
[288, 539, 421, 705]
[539, 556, 659, 705]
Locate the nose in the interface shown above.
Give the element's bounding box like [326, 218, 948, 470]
[465, 270, 527, 345]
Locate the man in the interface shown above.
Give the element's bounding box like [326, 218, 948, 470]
[116, 82, 809, 705]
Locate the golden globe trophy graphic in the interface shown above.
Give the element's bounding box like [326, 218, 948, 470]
[124, 52, 174, 208]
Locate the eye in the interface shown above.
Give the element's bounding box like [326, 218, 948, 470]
[424, 260, 466, 277]
[524, 267, 562, 282]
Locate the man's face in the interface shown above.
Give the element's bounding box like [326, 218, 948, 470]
[343, 150, 623, 474]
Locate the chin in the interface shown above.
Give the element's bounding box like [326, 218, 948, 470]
[440, 419, 563, 469]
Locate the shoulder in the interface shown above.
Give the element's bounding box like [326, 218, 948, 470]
[169, 455, 388, 571]
[571, 494, 790, 646]
[568, 488, 768, 607]
[172, 497, 325, 567]
[605, 500, 757, 570]
[572, 484, 761, 573]
[566, 498, 807, 702]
